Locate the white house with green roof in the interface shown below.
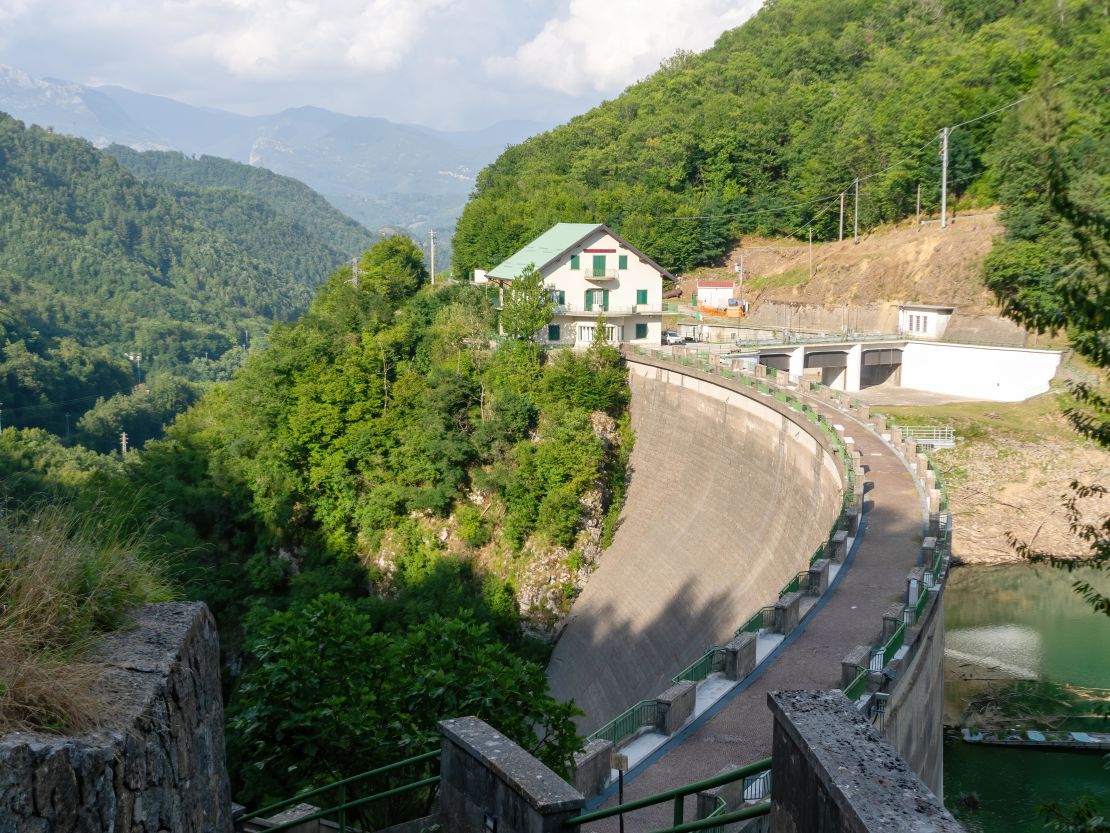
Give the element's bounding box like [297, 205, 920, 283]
[480, 223, 671, 346]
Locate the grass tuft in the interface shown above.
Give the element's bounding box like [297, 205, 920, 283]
[0, 501, 173, 733]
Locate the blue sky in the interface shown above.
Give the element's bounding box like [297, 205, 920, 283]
[0, 0, 762, 129]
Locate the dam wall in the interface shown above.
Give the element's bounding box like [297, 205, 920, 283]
[547, 358, 844, 732]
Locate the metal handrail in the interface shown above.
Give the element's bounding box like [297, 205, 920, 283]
[843, 667, 868, 701]
[642, 803, 772, 833]
[563, 758, 772, 827]
[253, 775, 441, 833]
[672, 647, 727, 685]
[236, 749, 440, 823]
[588, 699, 659, 745]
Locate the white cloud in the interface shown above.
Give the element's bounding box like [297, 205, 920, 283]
[485, 0, 762, 95]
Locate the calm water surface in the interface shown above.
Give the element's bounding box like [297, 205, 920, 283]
[943, 563, 1110, 832]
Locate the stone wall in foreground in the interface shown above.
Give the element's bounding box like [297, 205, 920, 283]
[0, 601, 233, 832]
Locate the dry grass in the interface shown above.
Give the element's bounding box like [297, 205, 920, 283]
[0, 502, 172, 733]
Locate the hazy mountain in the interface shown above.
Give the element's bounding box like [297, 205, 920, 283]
[0, 65, 548, 239]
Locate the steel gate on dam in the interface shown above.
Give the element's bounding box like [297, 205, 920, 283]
[545, 356, 845, 732]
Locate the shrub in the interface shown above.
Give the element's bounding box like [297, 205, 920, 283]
[0, 502, 172, 733]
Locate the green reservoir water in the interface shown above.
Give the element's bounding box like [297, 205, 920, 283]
[943, 564, 1110, 832]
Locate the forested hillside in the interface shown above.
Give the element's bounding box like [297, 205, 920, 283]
[0, 114, 375, 445]
[104, 146, 377, 259]
[0, 236, 631, 803]
[453, 0, 1107, 277]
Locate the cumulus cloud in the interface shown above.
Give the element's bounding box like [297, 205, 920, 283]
[485, 0, 762, 95]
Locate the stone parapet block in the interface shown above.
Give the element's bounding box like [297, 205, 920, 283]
[571, 740, 612, 799]
[774, 591, 803, 635]
[438, 717, 584, 833]
[655, 681, 697, 735]
[807, 559, 830, 596]
[724, 632, 758, 681]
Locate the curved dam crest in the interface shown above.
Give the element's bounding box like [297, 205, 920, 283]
[548, 361, 844, 731]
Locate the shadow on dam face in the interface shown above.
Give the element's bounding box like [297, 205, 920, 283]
[547, 363, 844, 733]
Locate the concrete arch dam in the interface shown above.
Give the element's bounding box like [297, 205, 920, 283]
[548, 358, 845, 732]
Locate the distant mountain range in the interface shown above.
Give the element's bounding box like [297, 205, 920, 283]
[0, 65, 548, 238]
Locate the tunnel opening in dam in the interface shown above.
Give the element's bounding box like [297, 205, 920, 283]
[547, 358, 846, 733]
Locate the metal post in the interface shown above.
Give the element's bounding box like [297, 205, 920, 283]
[673, 795, 683, 827]
[853, 178, 860, 244]
[808, 228, 813, 281]
[940, 127, 949, 229]
[619, 769, 625, 833]
[915, 183, 921, 229]
[839, 192, 845, 241]
[339, 783, 347, 833]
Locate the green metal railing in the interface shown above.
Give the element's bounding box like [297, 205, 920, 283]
[735, 605, 776, 637]
[235, 749, 440, 833]
[882, 622, 906, 666]
[912, 585, 929, 623]
[588, 699, 659, 745]
[563, 758, 772, 833]
[780, 570, 811, 596]
[843, 667, 869, 701]
[672, 647, 727, 685]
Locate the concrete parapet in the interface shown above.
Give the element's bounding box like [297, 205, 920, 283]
[807, 559, 830, 596]
[724, 632, 758, 681]
[656, 681, 697, 735]
[857, 404, 870, 421]
[906, 568, 924, 608]
[845, 506, 860, 536]
[929, 512, 942, 538]
[889, 427, 902, 445]
[571, 740, 612, 798]
[774, 592, 802, 635]
[928, 488, 941, 513]
[767, 691, 961, 833]
[841, 645, 870, 688]
[882, 604, 906, 642]
[438, 717, 584, 833]
[826, 530, 849, 562]
[871, 414, 886, 433]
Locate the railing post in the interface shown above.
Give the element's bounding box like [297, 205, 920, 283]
[339, 783, 347, 833]
[673, 795, 684, 827]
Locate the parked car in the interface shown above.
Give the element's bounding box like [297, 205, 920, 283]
[663, 330, 687, 345]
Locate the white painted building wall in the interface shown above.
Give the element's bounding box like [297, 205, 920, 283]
[536, 227, 663, 346]
[899, 342, 1061, 402]
[898, 306, 953, 339]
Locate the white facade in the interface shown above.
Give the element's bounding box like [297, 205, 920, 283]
[494, 225, 666, 347]
[898, 304, 954, 340]
[899, 341, 1061, 402]
[696, 281, 735, 309]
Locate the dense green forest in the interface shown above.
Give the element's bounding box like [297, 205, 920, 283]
[105, 145, 377, 259]
[0, 114, 376, 447]
[452, 0, 1108, 277]
[0, 235, 631, 802]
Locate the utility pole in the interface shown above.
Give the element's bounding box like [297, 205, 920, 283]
[808, 228, 813, 281]
[120, 432, 129, 457]
[916, 183, 921, 229]
[853, 178, 860, 244]
[839, 192, 845, 241]
[940, 126, 950, 229]
[349, 257, 360, 290]
[429, 230, 437, 285]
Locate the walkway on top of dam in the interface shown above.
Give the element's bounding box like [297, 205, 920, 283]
[587, 361, 926, 832]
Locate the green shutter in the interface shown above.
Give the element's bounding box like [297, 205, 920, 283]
[548, 324, 560, 342]
[558, 290, 565, 305]
[570, 255, 580, 269]
[619, 255, 628, 269]
[584, 290, 593, 311]
[635, 323, 647, 339]
[593, 255, 606, 276]
[636, 289, 647, 305]
[602, 290, 610, 311]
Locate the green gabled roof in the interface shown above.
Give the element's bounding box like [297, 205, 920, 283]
[486, 223, 603, 280]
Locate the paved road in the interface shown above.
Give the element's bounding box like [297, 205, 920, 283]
[588, 393, 926, 832]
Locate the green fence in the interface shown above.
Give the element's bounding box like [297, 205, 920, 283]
[672, 647, 728, 685]
[843, 668, 868, 701]
[588, 699, 659, 745]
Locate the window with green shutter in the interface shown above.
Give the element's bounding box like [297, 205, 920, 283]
[636, 289, 647, 305]
[601, 289, 610, 311]
[592, 254, 606, 276]
[584, 290, 593, 311]
[548, 324, 560, 342]
[570, 255, 580, 269]
[635, 323, 648, 339]
[619, 255, 628, 269]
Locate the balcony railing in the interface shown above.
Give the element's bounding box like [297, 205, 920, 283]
[582, 267, 619, 279]
[553, 303, 662, 316]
